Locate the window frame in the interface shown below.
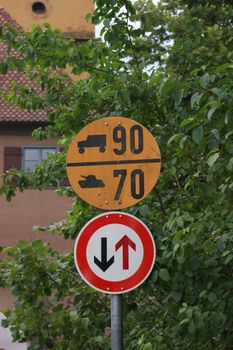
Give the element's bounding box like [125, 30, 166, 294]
[22, 145, 59, 173]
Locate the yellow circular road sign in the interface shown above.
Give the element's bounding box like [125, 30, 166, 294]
[66, 116, 161, 210]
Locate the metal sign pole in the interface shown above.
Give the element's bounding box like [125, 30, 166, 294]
[111, 294, 123, 350]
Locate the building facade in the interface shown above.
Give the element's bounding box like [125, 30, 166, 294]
[0, 2, 94, 310]
[0, 0, 94, 39]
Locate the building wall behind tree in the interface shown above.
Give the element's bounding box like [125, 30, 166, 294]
[0, 0, 94, 38]
[0, 0, 94, 311]
[0, 125, 73, 309]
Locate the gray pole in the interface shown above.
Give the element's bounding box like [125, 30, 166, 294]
[111, 294, 123, 350]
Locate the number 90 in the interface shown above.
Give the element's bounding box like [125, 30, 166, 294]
[113, 125, 143, 155]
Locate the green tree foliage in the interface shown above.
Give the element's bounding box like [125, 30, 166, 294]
[0, 0, 233, 348]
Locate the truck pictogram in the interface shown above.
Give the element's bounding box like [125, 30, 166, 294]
[77, 134, 106, 153]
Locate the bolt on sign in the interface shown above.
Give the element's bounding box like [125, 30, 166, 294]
[66, 116, 161, 210]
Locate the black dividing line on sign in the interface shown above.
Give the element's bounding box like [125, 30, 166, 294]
[67, 158, 161, 167]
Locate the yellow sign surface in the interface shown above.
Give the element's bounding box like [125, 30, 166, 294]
[66, 116, 161, 210]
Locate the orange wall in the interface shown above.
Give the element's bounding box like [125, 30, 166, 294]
[0, 0, 94, 38]
[0, 128, 74, 250]
[0, 128, 74, 309]
[0, 189, 73, 249]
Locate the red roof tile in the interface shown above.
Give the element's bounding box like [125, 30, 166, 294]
[0, 7, 47, 123]
[0, 6, 22, 30]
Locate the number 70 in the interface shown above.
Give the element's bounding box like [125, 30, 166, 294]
[114, 169, 145, 201]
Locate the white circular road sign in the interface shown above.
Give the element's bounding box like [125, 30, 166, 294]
[74, 212, 156, 294]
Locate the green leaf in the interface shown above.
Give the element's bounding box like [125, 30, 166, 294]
[0, 62, 8, 74]
[224, 254, 233, 265]
[31, 239, 44, 249]
[2, 308, 11, 317]
[171, 290, 182, 302]
[207, 101, 221, 121]
[120, 89, 130, 104]
[142, 343, 153, 350]
[16, 240, 29, 249]
[200, 73, 209, 88]
[188, 320, 195, 334]
[187, 233, 196, 245]
[69, 310, 79, 321]
[192, 126, 203, 144]
[167, 133, 182, 145]
[159, 79, 173, 95]
[2, 247, 17, 255]
[48, 262, 59, 272]
[1, 319, 9, 328]
[80, 317, 90, 329]
[180, 118, 194, 127]
[180, 318, 189, 326]
[172, 84, 184, 109]
[207, 152, 219, 167]
[151, 270, 158, 283]
[222, 250, 230, 257]
[190, 93, 203, 109]
[210, 129, 219, 140]
[208, 292, 216, 303]
[139, 204, 150, 217]
[159, 268, 170, 281]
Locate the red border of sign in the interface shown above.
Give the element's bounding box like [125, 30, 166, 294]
[74, 212, 156, 294]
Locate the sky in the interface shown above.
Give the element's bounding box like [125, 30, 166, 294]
[95, 0, 159, 38]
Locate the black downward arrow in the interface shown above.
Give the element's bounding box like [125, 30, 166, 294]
[94, 237, 115, 272]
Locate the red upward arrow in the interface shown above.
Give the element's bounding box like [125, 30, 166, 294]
[115, 235, 136, 270]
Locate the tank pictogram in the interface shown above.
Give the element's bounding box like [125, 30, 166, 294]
[78, 175, 105, 188]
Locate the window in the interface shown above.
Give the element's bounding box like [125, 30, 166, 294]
[23, 146, 58, 173]
[4, 146, 69, 185]
[32, 2, 46, 14]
